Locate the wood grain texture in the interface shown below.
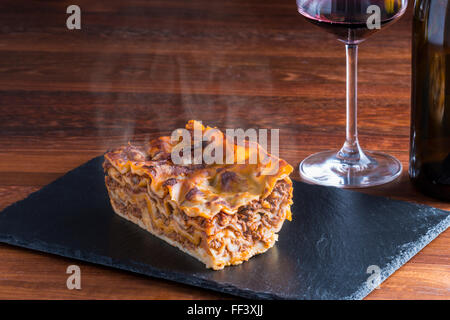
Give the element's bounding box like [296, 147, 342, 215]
[0, 0, 448, 300]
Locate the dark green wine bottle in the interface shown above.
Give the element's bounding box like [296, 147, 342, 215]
[410, 0, 450, 201]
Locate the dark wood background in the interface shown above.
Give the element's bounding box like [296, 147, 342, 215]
[0, 0, 448, 299]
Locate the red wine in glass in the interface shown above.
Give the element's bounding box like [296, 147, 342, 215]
[297, 0, 408, 43]
[297, 0, 408, 188]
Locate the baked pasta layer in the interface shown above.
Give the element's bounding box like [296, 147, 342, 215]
[103, 120, 293, 270]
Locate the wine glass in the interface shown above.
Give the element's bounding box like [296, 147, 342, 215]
[297, 0, 408, 188]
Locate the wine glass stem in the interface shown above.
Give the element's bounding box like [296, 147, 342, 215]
[338, 43, 364, 164]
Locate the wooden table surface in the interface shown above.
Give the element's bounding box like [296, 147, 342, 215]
[0, 0, 448, 300]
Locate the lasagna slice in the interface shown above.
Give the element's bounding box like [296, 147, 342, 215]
[103, 120, 293, 270]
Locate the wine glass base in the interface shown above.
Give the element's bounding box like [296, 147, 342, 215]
[299, 150, 402, 188]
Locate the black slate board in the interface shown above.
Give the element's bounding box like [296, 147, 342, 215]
[0, 156, 448, 299]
